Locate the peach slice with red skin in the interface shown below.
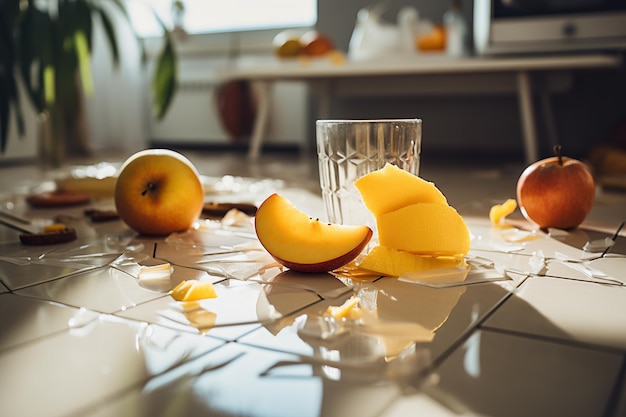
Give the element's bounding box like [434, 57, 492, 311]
[254, 193, 373, 273]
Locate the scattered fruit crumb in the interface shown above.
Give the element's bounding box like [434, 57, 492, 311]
[138, 263, 172, 284]
[43, 223, 68, 233]
[326, 295, 361, 320]
[171, 279, 217, 302]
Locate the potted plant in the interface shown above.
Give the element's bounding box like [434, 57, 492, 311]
[0, 0, 177, 166]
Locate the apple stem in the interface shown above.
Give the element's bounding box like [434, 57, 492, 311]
[142, 182, 156, 196]
[553, 145, 563, 166]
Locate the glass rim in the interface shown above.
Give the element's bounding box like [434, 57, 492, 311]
[316, 118, 422, 125]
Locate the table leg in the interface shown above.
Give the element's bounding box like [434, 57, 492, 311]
[248, 80, 272, 160]
[516, 71, 539, 164]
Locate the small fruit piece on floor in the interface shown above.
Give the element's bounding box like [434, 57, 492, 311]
[171, 280, 217, 302]
[489, 199, 518, 226]
[326, 295, 361, 320]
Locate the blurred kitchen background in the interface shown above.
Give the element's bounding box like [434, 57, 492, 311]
[2, 0, 626, 164]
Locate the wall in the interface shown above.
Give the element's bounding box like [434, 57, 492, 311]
[149, 51, 308, 148]
[0, 78, 39, 164]
[314, 0, 626, 160]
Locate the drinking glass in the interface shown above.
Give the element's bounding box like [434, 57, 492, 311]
[316, 118, 422, 227]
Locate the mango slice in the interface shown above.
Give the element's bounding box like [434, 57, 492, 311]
[358, 245, 464, 277]
[489, 198, 517, 226]
[171, 279, 217, 302]
[354, 163, 447, 216]
[377, 203, 470, 257]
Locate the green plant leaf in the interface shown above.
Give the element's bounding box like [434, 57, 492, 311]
[0, 74, 11, 153]
[0, 53, 24, 154]
[44, 65, 55, 105]
[1, 0, 179, 153]
[74, 30, 94, 95]
[0, 1, 20, 152]
[152, 34, 177, 120]
[17, 5, 53, 113]
[53, 0, 93, 108]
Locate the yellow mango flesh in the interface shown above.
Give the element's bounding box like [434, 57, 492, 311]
[185, 282, 217, 301]
[377, 203, 470, 257]
[43, 223, 68, 233]
[171, 279, 217, 302]
[326, 295, 361, 320]
[354, 163, 447, 216]
[489, 198, 517, 226]
[359, 245, 464, 277]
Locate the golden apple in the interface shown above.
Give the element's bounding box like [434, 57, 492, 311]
[254, 193, 372, 273]
[272, 30, 302, 58]
[114, 149, 204, 235]
[517, 146, 595, 230]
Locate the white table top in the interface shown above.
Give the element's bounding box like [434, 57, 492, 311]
[221, 52, 623, 81]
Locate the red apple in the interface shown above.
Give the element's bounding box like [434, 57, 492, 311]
[516, 146, 595, 230]
[299, 31, 334, 57]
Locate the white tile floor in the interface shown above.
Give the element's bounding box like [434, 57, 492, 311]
[0, 149, 625, 417]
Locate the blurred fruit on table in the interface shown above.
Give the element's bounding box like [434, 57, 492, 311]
[416, 24, 446, 52]
[273, 30, 303, 58]
[273, 29, 337, 59]
[299, 30, 335, 57]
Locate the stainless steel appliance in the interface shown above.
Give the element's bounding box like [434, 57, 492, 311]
[474, 0, 626, 54]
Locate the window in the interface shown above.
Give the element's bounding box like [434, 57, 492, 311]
[128, 0, 317, 37]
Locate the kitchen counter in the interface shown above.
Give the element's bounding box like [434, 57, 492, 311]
[0, 154, 625, 417]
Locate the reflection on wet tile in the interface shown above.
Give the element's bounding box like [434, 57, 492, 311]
[0, 238, 124, 290]
[0, 293, 79, 351]
[255, 269, 356, 299]
[483, 276, 626, 349]
[424, 329, 622, 417]
[16, 266, 166, 313]
[116, 295, 262, 341]
[0, 314, 224, 417]
[241, 279, 513, 374]
[84, 342, 402, 417]
[118, 278, 321, 338]
[379, 392, 472, 417]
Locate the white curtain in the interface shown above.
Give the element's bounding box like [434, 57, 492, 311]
[86, 6, 150, 154]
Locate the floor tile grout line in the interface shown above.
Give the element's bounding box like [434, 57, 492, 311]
[412, 277, 529, 384]
[5, 263, 106, 292]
